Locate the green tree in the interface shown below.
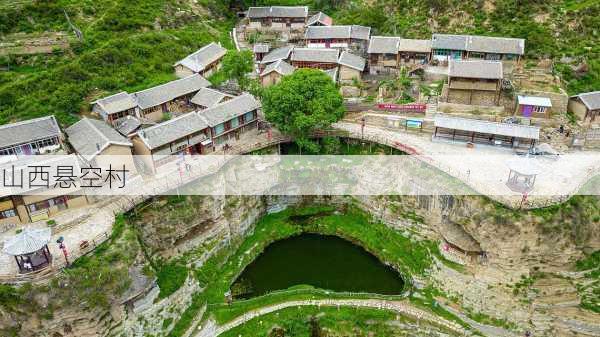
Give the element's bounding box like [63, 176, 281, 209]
[221, 49, 254, 90]
[262, 69, 344, 154]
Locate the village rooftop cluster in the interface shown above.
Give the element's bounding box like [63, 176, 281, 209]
[0, 5, 599, 229]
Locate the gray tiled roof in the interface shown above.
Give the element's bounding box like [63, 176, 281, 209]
[467, 35, 525, 55]
[350, 25, 371, 40]
[291, 48, 339, 63]
[433, 34, 525, 55]
[260, 60, 295, 76]
[305, 25, 370, 40]
[3, 228, 51, 256]
[448, 60, 503, 79]
[271, 6, 308, 17]
[307, 12, 332, 26]
[191, 88, 232, 108]
[431, 34, 469, 50]
[137, 112, 209, 150]
[199, 93, 261, 126]
[576, 91, 600, 110]
[115, 115, 142, 136]
[65, 118, 132, 160]
[247, 7, 271, 18]
[0, 116, 61, 149]
[174, 42, 227, 73]
[248, 6, 308, 18]
[261, 45, 294, 64]
[338, 51, 365, 71]
[434, 115, 539, 140]
[133, 74, 210, 110]
[253, 43, 270, 53]
[92, 91, 137, 115]
[398, 39, 431, 53]
[367, 36, 400, 54]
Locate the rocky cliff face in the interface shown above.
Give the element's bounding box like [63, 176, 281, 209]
[3, 194, 598, 337]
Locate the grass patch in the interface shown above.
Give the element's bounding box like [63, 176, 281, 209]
[156, 262, 189, 299]
[220, 305, 404, 337]
[575, 250, 600, 313]
[168, 203, 443, 336]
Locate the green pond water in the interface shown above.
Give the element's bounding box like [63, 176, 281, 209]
[232, 234, 405, 299]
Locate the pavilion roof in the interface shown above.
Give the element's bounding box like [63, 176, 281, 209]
[3, 228, 51, 256]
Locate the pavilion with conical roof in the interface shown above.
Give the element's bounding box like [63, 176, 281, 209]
[3, 228, 53, 274]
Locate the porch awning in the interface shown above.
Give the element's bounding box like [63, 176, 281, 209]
[434, 115, 540, 140]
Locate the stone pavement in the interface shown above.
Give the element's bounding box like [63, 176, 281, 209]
[334, 121, 600, 208]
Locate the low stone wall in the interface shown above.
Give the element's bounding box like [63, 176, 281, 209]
[437, 101, 505, 115]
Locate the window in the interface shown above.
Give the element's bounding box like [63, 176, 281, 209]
[244, 111, 255, 123]
[0, 209, 16, 219]
[214, 123, 225, 135]
[230, 117, 239, 128]
[0, 148, 15, 155]
[434, 49, 449, 56]
[28, 200, 51, 212]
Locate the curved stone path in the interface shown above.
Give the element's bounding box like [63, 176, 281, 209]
[194, 299, 468, 337]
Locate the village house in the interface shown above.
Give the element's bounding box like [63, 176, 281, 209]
[259, 45, 294, 72]
[260, 60, 295, 86]
[0, 116, 62, 156]
[247, 6, 309, 30]
[337, 51, 366, 83]
[133, 112, 212, 172]
[367, 36, 431, 74]
[446, 60, 503, 106]
[0, 157, 90, 224]
[65, 118, 137, 176]
[173, 42, 227, 78]
[304, 25, 371, 52]
[431, 34, 524, 64]
[253, 43, 270, 62]
[306, 12, 332, 26]
[433, 115, 539, 149]
[291, 47, 339, 70]
[515, 95, 553, 118]
[398, 39, 432, 65]
[191, 87, 234, 110]
[367, 36, 401, 74]
[0, 116, 89, 225]
[568, 91, 600, 123]
[199, 93, 262, 146]
[132, 74, 210, 122]
[91, 91, 138, 126]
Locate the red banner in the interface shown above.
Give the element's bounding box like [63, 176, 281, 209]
[377, 103, 426, 113]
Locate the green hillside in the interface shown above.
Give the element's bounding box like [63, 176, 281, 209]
[0, 0, 235, 125]
[0, 0, 598, 126]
